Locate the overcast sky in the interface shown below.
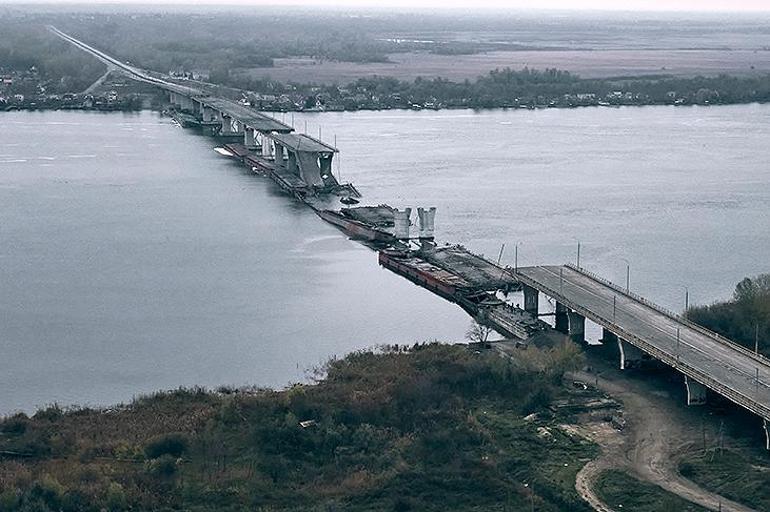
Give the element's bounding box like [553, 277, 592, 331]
[3, 0, 770, 11]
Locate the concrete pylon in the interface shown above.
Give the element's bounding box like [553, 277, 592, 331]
[260, 133, 272, 157]
[417, 207, 436, 239]
[522, 285, 539, 316]
[555, 302, 569, 334]
[244, 128, 256, 148]
[220, 114, 232, 135]
[393, 208, 411, 240]
[684, 376, 707, 405]
[617, 338, 643, 370]
[274, 142, 285, 167]
[202, 106, 215, 122]
[568, 311, 585, 343]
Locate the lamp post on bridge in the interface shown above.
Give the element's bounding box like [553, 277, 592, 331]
[576, 241, 581, 269]
[514, 241, 521, 274]
[620, 257, 630, 293]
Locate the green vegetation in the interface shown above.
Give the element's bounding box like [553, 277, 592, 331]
[689, 273, 770, 356]
[595, 470, 709, 512]
[0, 22, 105, 94]
[678, 449, 770, 511]
[4, 10, 770, 111]
[0, 343, 597, 512]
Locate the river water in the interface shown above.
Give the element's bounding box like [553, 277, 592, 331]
[1, 105, 769, 413]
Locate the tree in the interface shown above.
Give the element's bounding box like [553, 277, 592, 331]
[466, 319, 493, 344]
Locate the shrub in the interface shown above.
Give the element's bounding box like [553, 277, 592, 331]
[144, 433, 189, 459]
[145, 454, 178, 477]
[0, 413, 29, 435]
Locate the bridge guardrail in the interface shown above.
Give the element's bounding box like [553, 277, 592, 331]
[517, 269, 770, 422]
[565, 263, 770, 368]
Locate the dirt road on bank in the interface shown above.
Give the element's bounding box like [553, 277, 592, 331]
[571, 351, 756, 512]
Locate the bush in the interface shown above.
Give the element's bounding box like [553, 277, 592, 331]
[0, 413, 29, 435]
[144, 433, 189, 459]
[145, 454, 178, 478]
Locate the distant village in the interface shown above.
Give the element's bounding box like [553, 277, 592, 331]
[0, 64, 737, 114]
[0, 67, 144, 111]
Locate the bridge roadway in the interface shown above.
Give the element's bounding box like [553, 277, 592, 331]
[516, 264, 770, 421]
[48, 26, 204, 97]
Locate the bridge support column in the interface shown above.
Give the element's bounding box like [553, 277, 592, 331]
[274, 142, 285, 167]
[260, 133, 272, 157]
[169, 92, 178, 107]
[220, 114, 233, 135]
[554, 302, 569, 334]
[684, 376, 707, 406]
[244, 128, 256, 148]
[202, 106, 215, 122]
[568, 311, 585, 343]
[287, 151, 299, 176]
[764, 420, 769, 451]
[522, 285, 539, 316]
[618, 338, 643, 370]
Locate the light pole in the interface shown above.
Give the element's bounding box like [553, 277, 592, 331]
[620, 258, 630, 293]
[755, 323, 760, 355]
[576, 240, 581, 268]
[514, 241, 521, 273]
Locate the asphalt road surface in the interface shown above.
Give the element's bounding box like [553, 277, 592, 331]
[518, 265, 770, 420]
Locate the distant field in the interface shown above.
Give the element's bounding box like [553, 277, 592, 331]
[241, 49, 770, 84]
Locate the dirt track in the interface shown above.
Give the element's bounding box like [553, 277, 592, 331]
[571, 351, 756, 512]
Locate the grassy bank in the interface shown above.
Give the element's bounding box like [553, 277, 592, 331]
[0, 343, 597, 512]
[595, 470, 709, 512]
[678, 449, 770, 511]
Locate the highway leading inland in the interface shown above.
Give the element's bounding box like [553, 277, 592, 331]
[516, 265, 770, 420]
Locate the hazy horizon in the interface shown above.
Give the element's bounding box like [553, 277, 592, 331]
[2, 0, 770, 13]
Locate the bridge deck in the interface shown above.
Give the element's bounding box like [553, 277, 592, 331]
[200, 98, 293, 133]
[271, 132, 337, 153]
[517, 265, 770, 420]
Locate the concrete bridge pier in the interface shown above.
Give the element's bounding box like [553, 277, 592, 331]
[178, 95, 192, 112]
[244, 128, 256, 148]
[522, 285, 539, 316]
[169, 92, 179, 108]
[618, 338, 644, 370]
[202, 105, 216, 122]
[568, 311, 585, 343]
[190, 98, 203, 118]
[417, 207, 436, 240]
[684, 376, 707, 405]
[220, 114, 233, 135]
[554, 302, 569, 334]
[287, 151, 298, 175]
[260, 134, 272, 157]
[274, 142, 285, 166]
[393, 208, 412, 240]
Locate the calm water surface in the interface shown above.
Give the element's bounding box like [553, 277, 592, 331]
[2, 105, 769, 413]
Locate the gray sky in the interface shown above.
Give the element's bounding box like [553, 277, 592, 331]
[4, 0, 770, 11]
